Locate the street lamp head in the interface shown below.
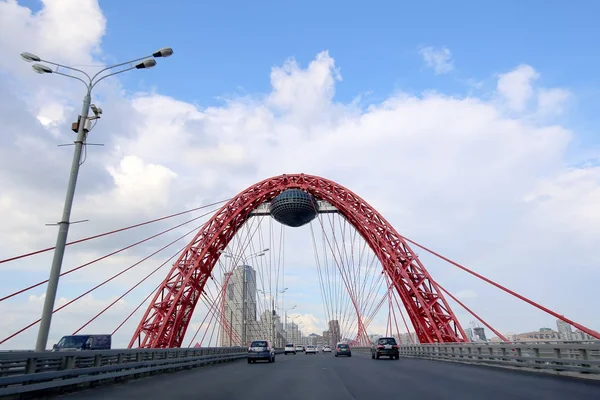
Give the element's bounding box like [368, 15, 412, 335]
[152, 47, 174, 58]
[32, 64, 52, 74]
[135, 59, 157, 69]
[21, 52, 41, 62]
[263, 248, 270, 252]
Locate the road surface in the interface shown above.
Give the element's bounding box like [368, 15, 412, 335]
[55, 351, 600, 399]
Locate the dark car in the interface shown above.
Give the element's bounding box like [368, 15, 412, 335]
[371, 337, 400, 360]
[247, 340, 275, 363]
[334, 343, 351, 357]
[52, 334, 111, 351]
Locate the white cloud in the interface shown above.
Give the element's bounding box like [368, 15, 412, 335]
[497, 65, 571, 116]
[1, 0, 599, 351]
[92, 155, 178, 215]
[292, 313, 323, 336]
[0, 0, 107, 141]
[0, 0, 105, 70]
[268, 51, 342, 122]
[524, 166, 600, 238]
[537, 87, 570, 116]
[497, 64, 539, 111]
[419, 46, 454, 75]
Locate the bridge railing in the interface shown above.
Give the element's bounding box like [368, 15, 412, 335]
[0, 346, 248, 397]
[398, 341, 600, 375]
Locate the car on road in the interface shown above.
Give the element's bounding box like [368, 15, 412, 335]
[247, 340, 275, 363]
[334, 343, 352, 357]
[295, 345, 304, 353]
[52, 334, 111, 351]
[371, 337, 400, 360]
[322, 346, 332, 353]
[305, 345, 317, 354]
[284, 343, 297, 355]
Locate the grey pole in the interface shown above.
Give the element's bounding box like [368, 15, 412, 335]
[242, 266, 247, 346]
[21, 49, 172, 353]
[229, 310, 233, 346]
[285, 313, 287, 344]
[35, 90, 91, 352]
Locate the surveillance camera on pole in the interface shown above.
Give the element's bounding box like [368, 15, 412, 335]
[90, 104, 103, 116]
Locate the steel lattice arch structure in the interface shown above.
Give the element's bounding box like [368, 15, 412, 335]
[129, 173, 468, 348]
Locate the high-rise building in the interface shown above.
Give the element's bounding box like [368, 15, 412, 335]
[328, 320, 341, 347]
[572, 329, 596, 341]
[258, 309, 285, 347]
[307, 333, 326, 346]
[556, 319, 573, 341]
[464, 328, 474, 342]
[219, 264, 257, 346]
[473, 327, 487, 342]
[322, 330, 330, 346]
[287, 322, 301, 345]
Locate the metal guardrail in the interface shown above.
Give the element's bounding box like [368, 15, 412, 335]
[3, 342, 597, 397]
[398, 341, 600, 375]
[0, 347, 249, 397]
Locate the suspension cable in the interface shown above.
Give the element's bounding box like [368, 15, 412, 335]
[435, 282, 508, 342]
[72, 241, 193, 335]
[113, 280, 160, 335]
[400, 235, 600, 339]
[390, 286, 415, 344]
[0, 207, 220, 303]
[0, 199, 229, 265]
[0, 217, 208, 346]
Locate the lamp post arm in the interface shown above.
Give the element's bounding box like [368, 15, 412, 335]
[91, 55, 153, 81]
[90, 66, 136, 90]
[41, 59, 92, 82]
[51, 71, 90, 89]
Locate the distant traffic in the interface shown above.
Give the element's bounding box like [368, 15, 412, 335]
[246, 337, 399, 363]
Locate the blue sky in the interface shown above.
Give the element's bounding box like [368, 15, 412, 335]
[2, 0, 600, 348]
[98, 0, 599, 155]
[104, 1, 597, 96]
[17, 1, 600, 96]
[20, 0, 599, 147]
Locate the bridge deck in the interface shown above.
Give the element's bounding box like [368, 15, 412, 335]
[54, 351, 599, 400]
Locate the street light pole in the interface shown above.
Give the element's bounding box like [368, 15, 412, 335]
[270, 293, 290, 347]
[21, 48, 174, 352]
[242, 267, 247, 346]
[36, 90, 90, 353]
[230, 310, 233, 347]
[272, 297, 276, 346]
[282, 305, 296, 344]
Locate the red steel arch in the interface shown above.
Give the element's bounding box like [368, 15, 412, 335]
[130, 174, 467, 348]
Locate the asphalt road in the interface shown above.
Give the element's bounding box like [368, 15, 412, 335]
[55, 351, 600, 400]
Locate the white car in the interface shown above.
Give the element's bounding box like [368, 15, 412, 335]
[305, 345, 317, 354]
[284, 343, 296, 355]
[295, 345, 304, 353]
[322, 346, 332, 353]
